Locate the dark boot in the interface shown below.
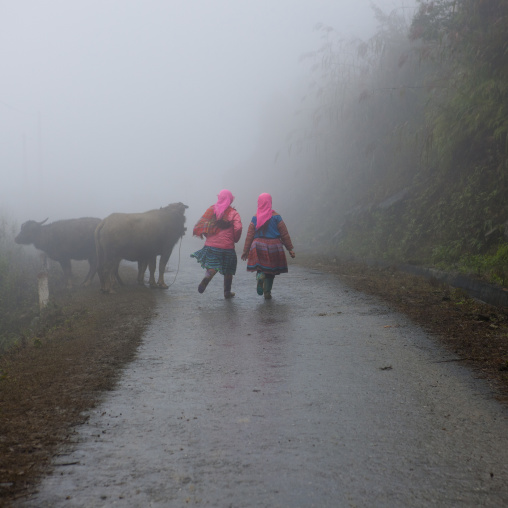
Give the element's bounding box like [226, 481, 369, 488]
[198, 269, 216, 293]
[263, 276, 274, 299]
[256, 272, 265, 295]
[224, 274, 235, 299]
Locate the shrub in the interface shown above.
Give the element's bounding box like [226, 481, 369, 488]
[0, 218, 41, 352]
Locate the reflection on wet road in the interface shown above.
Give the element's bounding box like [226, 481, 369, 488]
[22, 242, 508, 507]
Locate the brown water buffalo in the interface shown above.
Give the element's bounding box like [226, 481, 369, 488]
[15, 217, 101, 288]
[95, 202, 188, 293]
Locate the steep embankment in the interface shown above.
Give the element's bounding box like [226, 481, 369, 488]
[330, 164, 507, 272]
[288, 2, 508, 286]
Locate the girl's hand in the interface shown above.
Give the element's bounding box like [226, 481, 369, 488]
[289, 250, 296, 258]
[241, 253, 248, 261]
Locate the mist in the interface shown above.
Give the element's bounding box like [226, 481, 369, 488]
[0, 0, 417, 229]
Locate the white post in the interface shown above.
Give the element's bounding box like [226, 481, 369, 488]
[38, 253, 49, 310]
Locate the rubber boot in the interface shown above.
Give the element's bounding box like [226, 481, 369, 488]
[256, 272, 265, 295]
[198, 269, 216, 293]
[263, 276, 274, 299]
[224, 274, 235, 299]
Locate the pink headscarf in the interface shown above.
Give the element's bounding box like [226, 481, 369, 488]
[256, 192, 273, 230]
[214, 189, 234, 220]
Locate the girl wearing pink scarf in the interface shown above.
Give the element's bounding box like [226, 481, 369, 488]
[241, 193, 295, 299]
[191, 190, 243, 298]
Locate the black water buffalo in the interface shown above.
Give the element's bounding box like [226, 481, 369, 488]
[15, 217, 101, 288]
[95, 202, 188, 293]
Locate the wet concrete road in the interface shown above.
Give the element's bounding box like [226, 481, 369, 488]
[22, 242, 508, 507]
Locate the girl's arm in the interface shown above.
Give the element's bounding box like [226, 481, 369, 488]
[232, 210, 243, 243]
[193, 206, 215, 238]
[241, 222, 256, 260]
[277, 219, 295, 257]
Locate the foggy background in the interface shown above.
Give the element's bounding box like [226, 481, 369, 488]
[0, 0, 416, 229]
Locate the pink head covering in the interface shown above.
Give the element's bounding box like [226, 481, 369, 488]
[214, 189, 234, 220]
[256, 192, 273, 230]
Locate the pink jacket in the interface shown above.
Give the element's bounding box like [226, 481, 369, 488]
[205, 208, 242, 250]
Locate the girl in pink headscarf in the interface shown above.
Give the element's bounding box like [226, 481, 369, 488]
[191, 190, 242, 298]
[241, 193, 295, 299]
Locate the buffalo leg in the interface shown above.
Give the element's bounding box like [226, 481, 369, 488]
[83, 257, 97, 286]
[137, 260, 148, 285]
[157, 250, 172, 289]
[60, 259, 73, 288]
[148, 258, 158, 287]
[101, 258, 121, 293]
[114, 262, 125, 286]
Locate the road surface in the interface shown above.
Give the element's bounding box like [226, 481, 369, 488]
[21, 241, 508, 507]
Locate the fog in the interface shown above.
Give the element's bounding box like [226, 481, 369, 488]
[0, 0, 416, 228]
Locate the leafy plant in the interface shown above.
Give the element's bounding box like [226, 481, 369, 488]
[285, 1, 508, 285]
[0, 218, 41, 352]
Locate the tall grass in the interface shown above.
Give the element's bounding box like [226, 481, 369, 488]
[0, 216, 41, 352]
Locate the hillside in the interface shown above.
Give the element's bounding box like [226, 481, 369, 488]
[226, 1, 508, 287]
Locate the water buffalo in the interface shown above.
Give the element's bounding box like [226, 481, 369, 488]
[95, 202, 188, 293]
[15, 217, 101, 288]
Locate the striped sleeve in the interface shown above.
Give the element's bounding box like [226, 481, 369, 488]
[242, 222, 256, 256]
[277, 219, 294, 251]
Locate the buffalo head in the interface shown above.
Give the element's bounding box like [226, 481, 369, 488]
[15, 218, 49, 245]
[160, 202, 189, 214]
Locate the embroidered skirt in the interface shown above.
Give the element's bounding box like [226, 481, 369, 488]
[246, 238, 288, 275]
[190, 246, 238, 275]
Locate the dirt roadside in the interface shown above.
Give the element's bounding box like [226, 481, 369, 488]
[1, 258, 507, 506]
[297, 256, 508, 403]
[0, 266, 157, 506]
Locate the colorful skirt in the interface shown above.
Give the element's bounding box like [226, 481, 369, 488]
[190, 246, 237, 275]
[246, 238, 288, 275]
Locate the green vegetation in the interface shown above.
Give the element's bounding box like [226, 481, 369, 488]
[284, 0, 508, 285]
[0, 218, 40, 352]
